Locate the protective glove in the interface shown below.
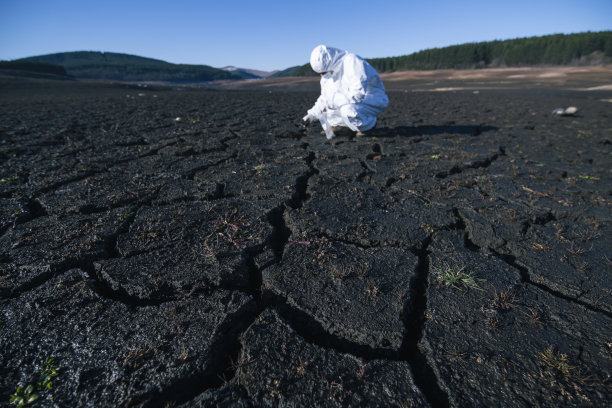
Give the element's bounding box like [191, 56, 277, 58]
[303, 113, 317, 122]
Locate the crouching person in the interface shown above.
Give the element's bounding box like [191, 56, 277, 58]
[303, 45, 389, 139]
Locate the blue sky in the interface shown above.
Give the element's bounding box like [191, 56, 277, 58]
[1, 0, 611, 71]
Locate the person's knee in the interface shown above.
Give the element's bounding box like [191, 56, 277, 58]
[340, 105, 361, 130]
[340, 104, 357, 117]
[341, 105, 377, 131]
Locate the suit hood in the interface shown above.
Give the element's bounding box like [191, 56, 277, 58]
[309, 45, 348, 73]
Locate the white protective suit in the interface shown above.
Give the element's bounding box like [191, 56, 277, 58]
[303, 45, 389, 139]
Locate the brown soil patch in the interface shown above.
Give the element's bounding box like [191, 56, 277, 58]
[213, 66, 612, 92]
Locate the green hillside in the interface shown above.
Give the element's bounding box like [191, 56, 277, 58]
[276, 31, 612, 77]
[269, 64, 318, 78]
[0, 60, 69, 77]
[14, 51, 241, 82]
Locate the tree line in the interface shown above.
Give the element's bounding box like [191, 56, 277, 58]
[0, 61, 68, 76]
[279, 31, 612, 76]
[368, 31, 612, 71]
[61, 63, 239, 82]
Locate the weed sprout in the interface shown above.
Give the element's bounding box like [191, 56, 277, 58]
[10, 358, 59, 407]
[434, 263, 484, 290]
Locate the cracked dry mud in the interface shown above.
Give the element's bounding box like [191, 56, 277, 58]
[1, 76, 611, 407]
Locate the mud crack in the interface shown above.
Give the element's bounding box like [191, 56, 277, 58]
[287, 151, 318, 209]
[491, 250, 612, 318]
[454, 208, 611, 317]
[435, 146, 505, 179]
[265, 292, 400, 360]
[400, 237, 452, 408]
[139, 302, 259, 408]
[266, 205, 291, 264]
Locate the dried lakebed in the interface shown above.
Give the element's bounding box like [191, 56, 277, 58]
[1, 77, 611, 407]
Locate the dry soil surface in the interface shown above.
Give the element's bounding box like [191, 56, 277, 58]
[1, 68, 611, 407]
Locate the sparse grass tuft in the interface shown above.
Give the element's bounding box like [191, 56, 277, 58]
[524, 308, 542, 326]
[530, 242, 549, 251]
[445, 347, 467, 360]
[567, 243, 587, 256]
[206, 208, 250, 249]
[434, 264, 484, 290]
[330, 265, 350, 280]
[366, 284, 380, 298]
[491, 288, 517, 311]
[539, 346, 574, 377]
[253, 164, 268, 175]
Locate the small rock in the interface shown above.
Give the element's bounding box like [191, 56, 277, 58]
[552, 106, 578, 116]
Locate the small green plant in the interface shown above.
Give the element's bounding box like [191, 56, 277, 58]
[10, 384, 39, 407]
[0, 176, 19, 184]
[434, 264, 484, 290]
[118, 211, 134, 222]
[578, 175, 600, 181]
[10, 358, 59, 407]
[539, 347, 574, 377]
[253, 164, 267, 175]
[429, 154, 441, 159]
[206, 208, 249, 249]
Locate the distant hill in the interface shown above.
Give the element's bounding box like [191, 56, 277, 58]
[269, 65, 317, 78]
[221, 66, 260, 79]
[13, 51, 242, 82]
[274, 31, 612, 77]
[221, 66, 278, 79]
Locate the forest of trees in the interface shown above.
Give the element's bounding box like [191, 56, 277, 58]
[278, 31, 612, 77]
[0, 61, 68, 77]
[368, 31, 612, 71]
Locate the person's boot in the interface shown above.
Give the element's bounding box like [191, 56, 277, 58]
[321, 126, 346, 135]
[357, 122, 377, 136]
